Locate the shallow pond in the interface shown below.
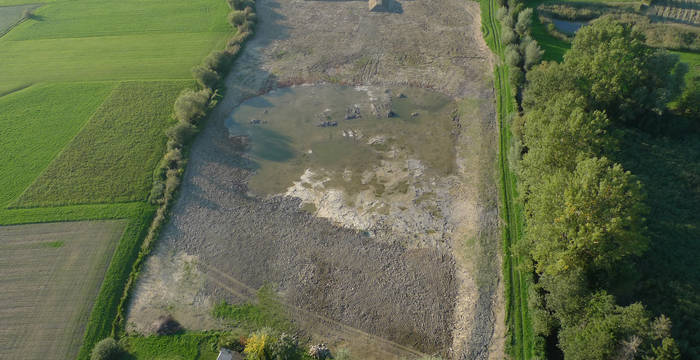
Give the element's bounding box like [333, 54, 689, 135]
[226, 85, 458, 196]
[552, 18, 587, 35]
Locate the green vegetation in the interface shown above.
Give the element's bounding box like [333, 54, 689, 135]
[0, 0, 247, 355]
[91, 338, 123, 360]
[16, 81, 187, 207]
[212, 285, 294, 333]
[3, 0, 230, 41]
[119, 333, 220, 360]
[517, 19, 688, 358]
[0, 82, 114, 207]
[479, 0, 536, 358]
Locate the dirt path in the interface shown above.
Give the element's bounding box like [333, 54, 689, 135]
[126, 0, 501, 358]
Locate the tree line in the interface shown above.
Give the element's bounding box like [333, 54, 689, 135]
[511, 18, 690, 359]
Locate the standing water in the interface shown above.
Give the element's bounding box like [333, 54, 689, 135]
[226, 85, 458, 197]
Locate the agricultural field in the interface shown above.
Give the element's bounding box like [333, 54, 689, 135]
[15, 81, 186, 207]
[0, 0, 232, 355]
[0, 220, 127, 360]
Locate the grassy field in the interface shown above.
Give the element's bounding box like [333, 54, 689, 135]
[0, 220, 127, 360]
[0, 82, 114, 207]
[119, 333, 221, 360]
[15, 81, 187, 207]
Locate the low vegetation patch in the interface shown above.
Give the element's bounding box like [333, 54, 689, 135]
[15, 81, 187, 207]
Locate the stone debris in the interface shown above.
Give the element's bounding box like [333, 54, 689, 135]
[318, 121, 338, 127]
[344, 104, 361, 120]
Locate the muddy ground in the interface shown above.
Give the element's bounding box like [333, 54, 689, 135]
[126, 0, 503, 359]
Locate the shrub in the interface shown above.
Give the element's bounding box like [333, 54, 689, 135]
[270, 333, 299, 360]
[308, 344, 331, 360]
[509, 66, 524, 90]
[496, 7, 508, 22]
[219, 333, 246, 352]
[166, 122, 196, 144]
[204, 50, 231, 73]
[501, 26, 516, 45]
[505, 44, 522, 67]
[90, 338, 122, 360]
[524, 40, 543, 70]
[228, 10, 247, 27]
[515, 8, 533, 36]
[245, 328, 274, 360]
[22, 9, 35, 19]
[228, 0, 254, 11]
[192, 65, 220, 90]
[174, 89, 211, 124]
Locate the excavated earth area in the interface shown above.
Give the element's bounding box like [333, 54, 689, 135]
[127, 0, 504, 359]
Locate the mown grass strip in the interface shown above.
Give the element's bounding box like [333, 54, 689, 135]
[15, 81, 189, 208]
[479, 0, 534, 358]
[0, 202, 146, 225]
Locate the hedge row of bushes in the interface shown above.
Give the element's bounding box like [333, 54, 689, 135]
[495, 0, 543, 98]
[107, 0, 258, 347]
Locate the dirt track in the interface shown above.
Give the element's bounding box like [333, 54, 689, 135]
[126, 0, 503, 358]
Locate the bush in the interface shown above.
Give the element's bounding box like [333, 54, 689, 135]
[228, 10, 247, 27]
[22, 9, 35, 19]
[245, 328, 274, 360]
[270, 333, 299, 360]
[228, 0, 254, 10]
[166, 122, 196, 144]
[524, 40, 543, 70]
[505, 44, 522, 67]
[509, 66, 525, 90]
[204, 50, 231, 73]
[90, 338, 122, 360]
[192, 65, 220, 90]
[515, 8, 533, 36]
[501, 26, 516, 45]
[174, 89, 211, 124]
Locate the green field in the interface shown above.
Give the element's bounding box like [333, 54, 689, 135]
[0, 0, 232, 356]
[15, 81, 187, 207]
[0, 220, 127, 360]
[0, 82, 114, 207]
[119, 333, 221, 360]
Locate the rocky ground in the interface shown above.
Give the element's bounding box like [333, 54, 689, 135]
[126, 0, 503, 359]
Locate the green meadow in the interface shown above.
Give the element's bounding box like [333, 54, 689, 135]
[0, 0, 231, 356]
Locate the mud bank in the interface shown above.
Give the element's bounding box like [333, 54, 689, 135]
[126, 0, 502, 358]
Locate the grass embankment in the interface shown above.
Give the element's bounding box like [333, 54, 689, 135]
[479, 0, 535, 358]
[15, 81, 189, 207]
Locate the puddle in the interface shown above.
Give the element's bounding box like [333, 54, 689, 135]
[551, 18, 587, 35]
[226, 85, 458, 197]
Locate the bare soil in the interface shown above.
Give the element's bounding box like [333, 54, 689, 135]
[126, 0, 502, 358]
[0, 220, 126, 360]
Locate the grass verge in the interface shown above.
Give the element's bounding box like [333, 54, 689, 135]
[479, 0, 535, 358]
[119, 332, 221, 360]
